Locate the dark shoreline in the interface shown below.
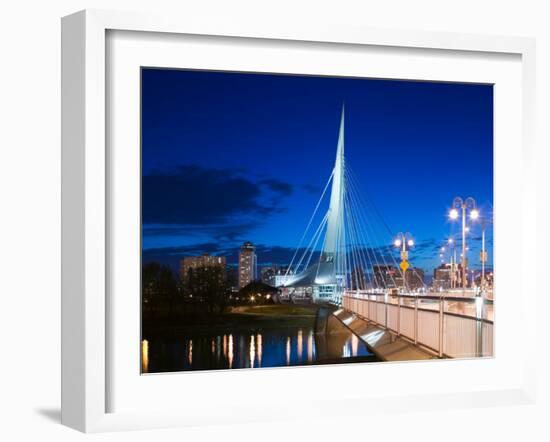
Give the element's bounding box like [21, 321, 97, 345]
[142, 304, 320, 338]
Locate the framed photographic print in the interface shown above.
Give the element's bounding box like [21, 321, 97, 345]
[62, 9, 537, 432]
[140, 68, 493, 373]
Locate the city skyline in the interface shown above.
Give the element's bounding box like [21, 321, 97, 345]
[142, 68, 493, 275]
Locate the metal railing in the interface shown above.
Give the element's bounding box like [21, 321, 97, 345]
[342, 290, 493, 358]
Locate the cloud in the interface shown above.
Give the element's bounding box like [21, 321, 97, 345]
[142, 165, 295, 244]
[302, 184, 321, 195]
[259, 179, 293, 197]
[143, 222, 258, 242]
[142, 165, 293, 225]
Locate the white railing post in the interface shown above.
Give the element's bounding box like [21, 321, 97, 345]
[414, 294, 418, 344]
[397, 295, 401, 336]
[384, 292, 388, 329]
[476, 296, 483, 357]
[367, 293, 370, 321]
[438, 297, 444, 357]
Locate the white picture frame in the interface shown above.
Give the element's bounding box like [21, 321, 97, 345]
[61, 9, 537, 433]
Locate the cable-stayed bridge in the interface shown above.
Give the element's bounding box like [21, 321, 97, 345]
[279, 105, 425, 304]
[276, 106, 493, 360]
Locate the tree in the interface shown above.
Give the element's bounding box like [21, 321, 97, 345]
[185, 265, 229, 313]
[142, 262, 178, 317]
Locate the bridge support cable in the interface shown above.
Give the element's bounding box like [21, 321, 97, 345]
[344, 185, 374, 290]
[305, 213, 329, 276]
[345, 167, 404, 290]
[345, 205, 361, 290]
[343, 165, 383, 291]
[347, 165, 428, 292]
[346, 188, 380, 290]
[347, 167, 402, 267]
[313, 205, 333, 286]
[343, 181, 367, 290]
[293, 211, 329, 276]
[284, 170, 334, 280]
[344, 180, 376, 289]
[345, 168, 390, 289]
[341, 166, 381, 290]
[348, 175, 405, 291]
[348, 180, 394, 290]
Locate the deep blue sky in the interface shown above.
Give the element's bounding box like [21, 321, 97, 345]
[142, 68, 493, 273]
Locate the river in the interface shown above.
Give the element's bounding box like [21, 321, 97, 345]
[142, 320, 378, 373]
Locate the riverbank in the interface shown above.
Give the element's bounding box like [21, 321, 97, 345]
[142, 304, 320, 338]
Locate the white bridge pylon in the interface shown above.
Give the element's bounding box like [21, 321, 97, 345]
[280, 105, 424, 305]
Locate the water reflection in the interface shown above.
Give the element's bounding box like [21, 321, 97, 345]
[228, 335, 234, 369]
[351, 334, 359, 357]
[249, 335, 255, 368]
[342, 334, 360, 358]
[143, 326, 375, 373]
[141, 339, 149, 373]
[257, 334, 262, 367]
[286, 336, 291, 365]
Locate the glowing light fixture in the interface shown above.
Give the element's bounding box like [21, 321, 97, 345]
[449, 208, 459, 220]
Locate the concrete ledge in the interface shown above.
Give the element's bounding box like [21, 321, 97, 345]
[332, 309, 437, 362]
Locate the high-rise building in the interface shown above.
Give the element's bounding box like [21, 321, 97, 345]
[180, 253, 226, 284]
[432, 263, 465, 290]
[238, 242, 257, 288]
[372, 264, 399, 288]
[372, 264, 425, 290]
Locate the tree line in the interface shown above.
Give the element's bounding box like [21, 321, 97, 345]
[142, 262, 277, 320]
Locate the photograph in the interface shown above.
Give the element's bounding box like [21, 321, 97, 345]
[140, 68, 494, 373]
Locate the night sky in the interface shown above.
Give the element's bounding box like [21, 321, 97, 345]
[142, 68, 493, 275]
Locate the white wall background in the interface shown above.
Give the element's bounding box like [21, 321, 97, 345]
[0, 1, 548, 440]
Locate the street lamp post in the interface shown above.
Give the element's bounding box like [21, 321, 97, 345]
[394, 232, 414, 291]
[480, 217, 488, 291]
[446, 238, 457, 288]
[449, 197, 478, 290]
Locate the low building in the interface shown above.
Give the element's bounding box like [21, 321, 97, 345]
[180, 253, 226, 284]
[260, 265, 293, 287]
[260, 265, 278, 286]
